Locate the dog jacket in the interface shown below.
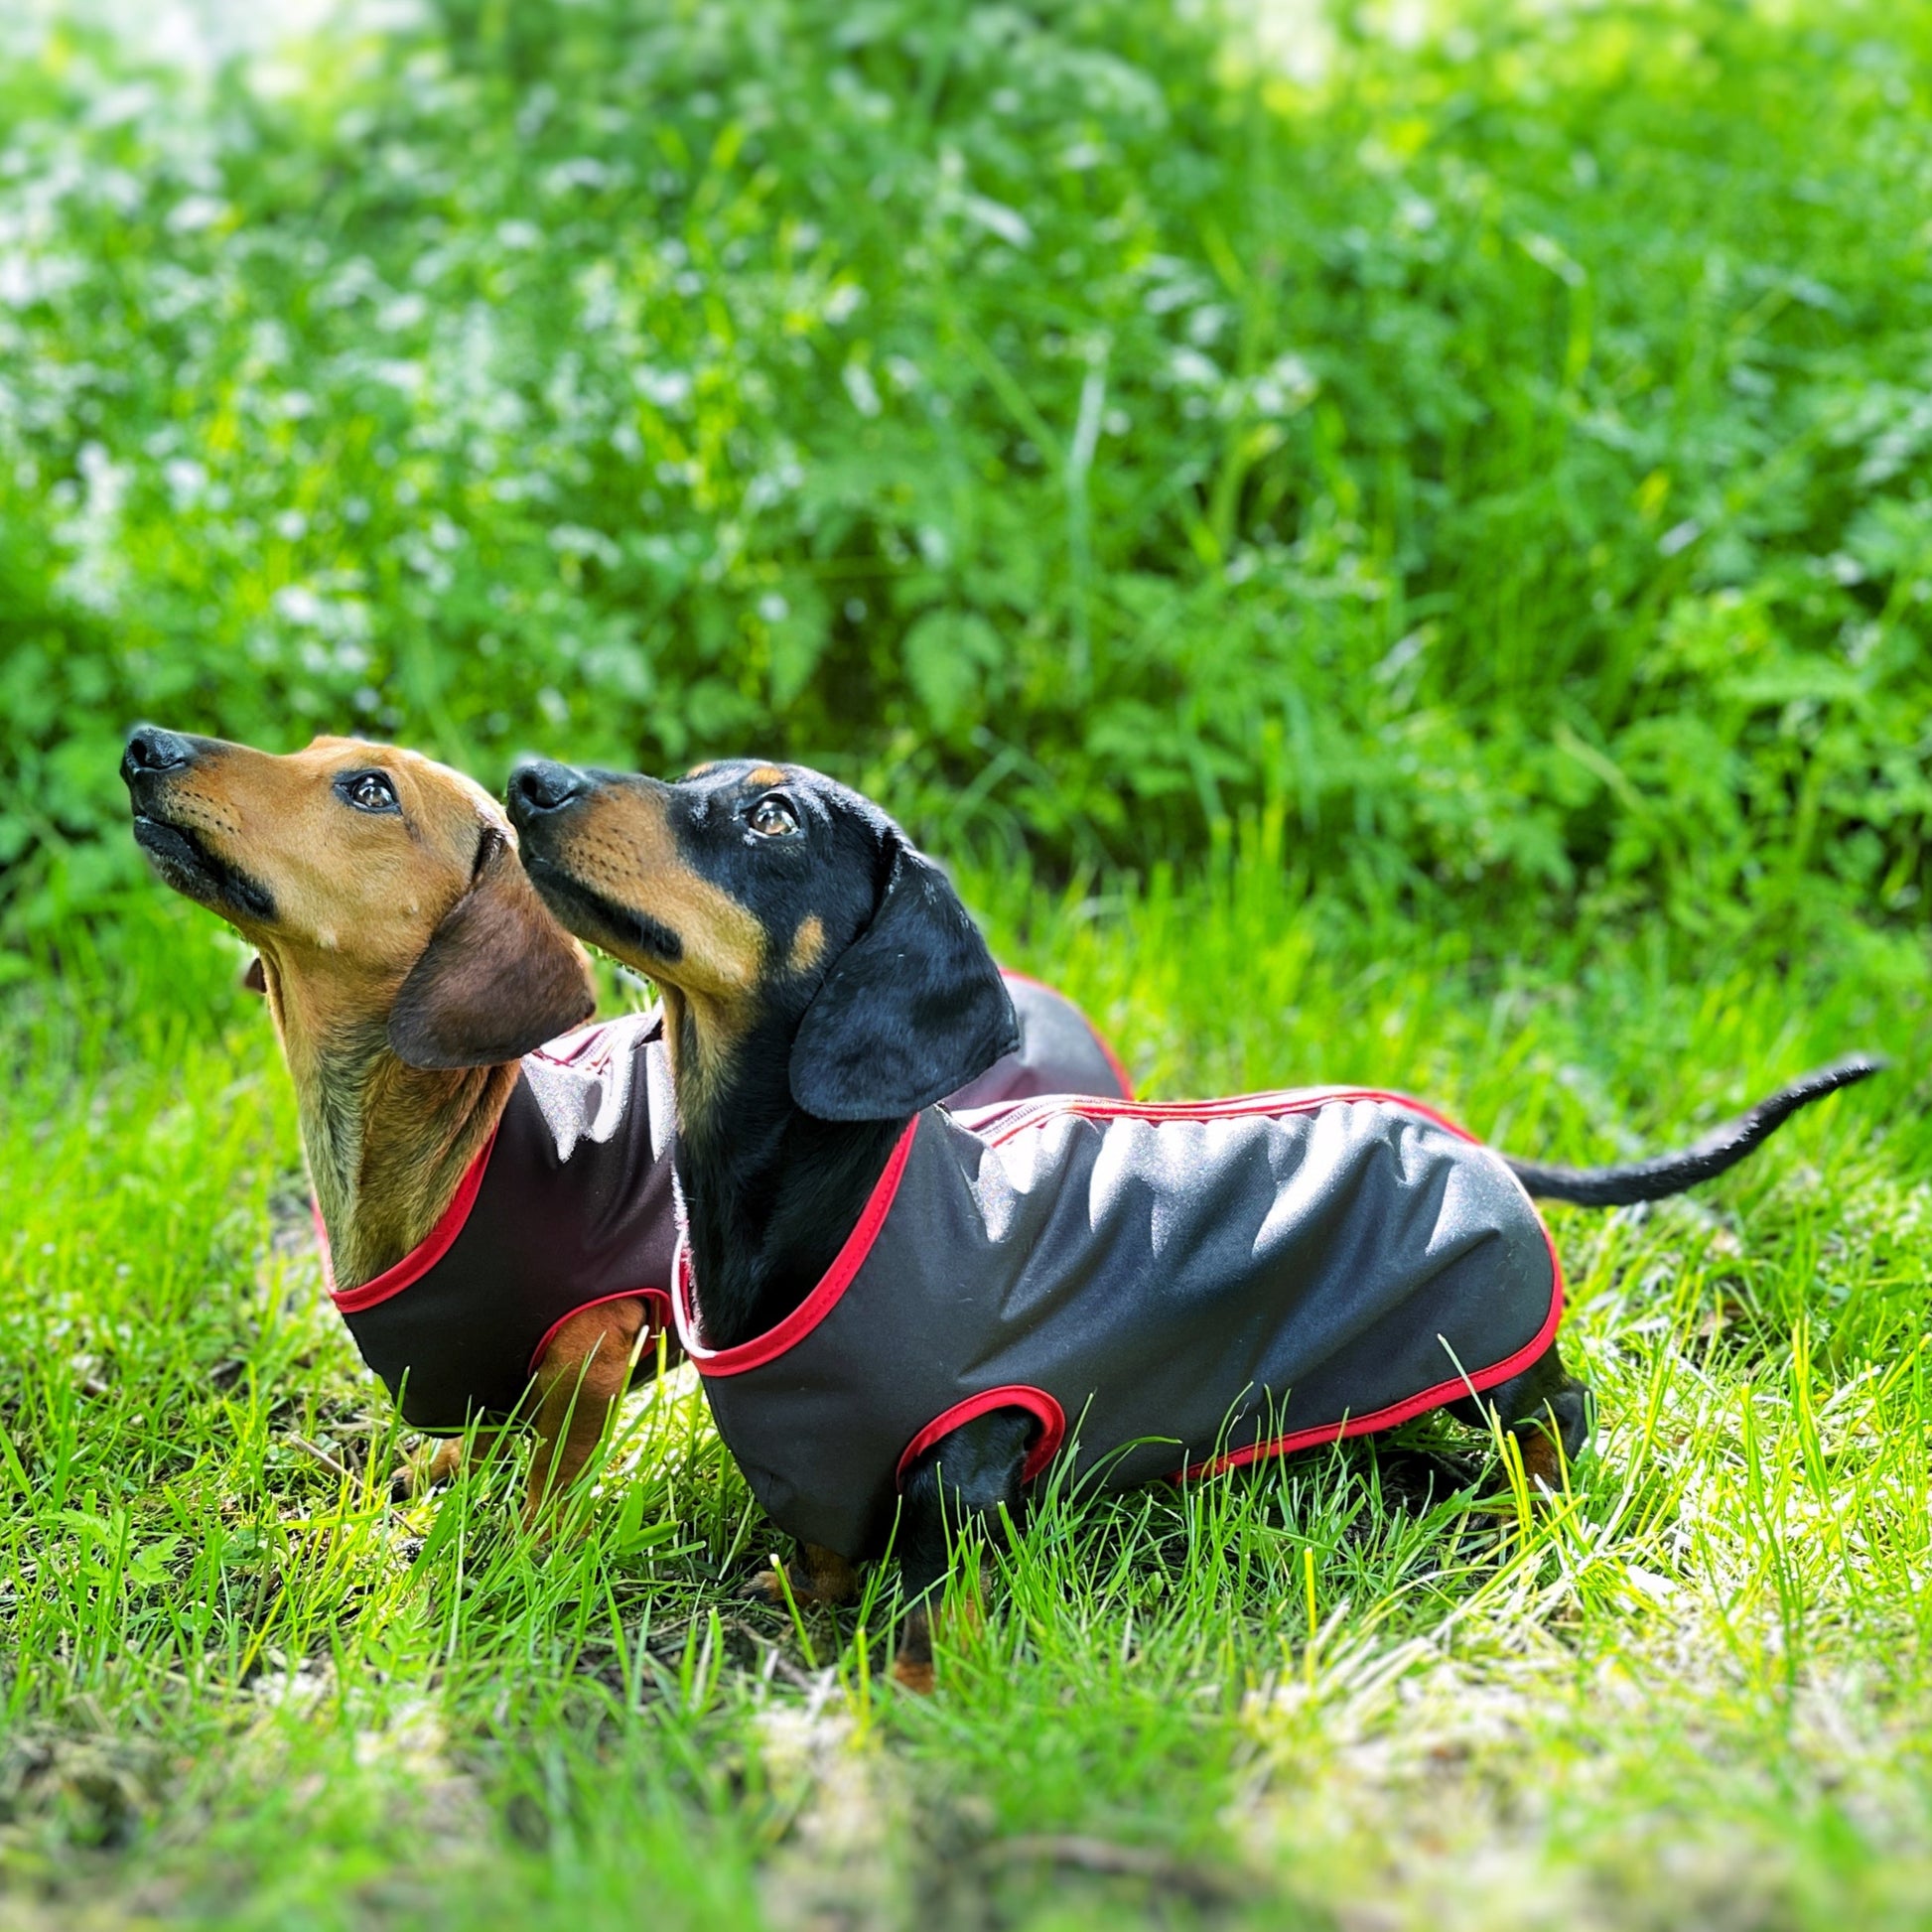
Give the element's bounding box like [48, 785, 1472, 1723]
[320, 975, 1131, 1432]
[676, 1091, 1564, 1560]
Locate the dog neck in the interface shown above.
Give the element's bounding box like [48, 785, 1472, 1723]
[273, 988, 517, 1290]
[664, 991, 900, 1352]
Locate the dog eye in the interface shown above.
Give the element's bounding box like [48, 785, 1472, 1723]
[748, 795, 800, 839]
[339, 771, 399, 814]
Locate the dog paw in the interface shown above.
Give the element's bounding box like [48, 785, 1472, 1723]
[1516, 1431, 1567, 1492]
[743, 1563, 790, 1607]
[891, 1655, 936, 1696]
[391, 1438, 469, 1504]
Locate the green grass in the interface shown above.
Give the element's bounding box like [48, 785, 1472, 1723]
[8, 0, 1932, 1920]
[4, 867, 1927, 1929]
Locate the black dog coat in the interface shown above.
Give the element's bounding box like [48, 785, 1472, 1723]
[320, 975, 1131, 1432]
[675, 1090, 1564, 1561]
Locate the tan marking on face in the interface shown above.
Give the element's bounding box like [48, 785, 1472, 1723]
[537, 781, 768, 1138]
[747, 764, 786, 788]
[545, 784, 765, 1002]
[787, 914, 825, 976]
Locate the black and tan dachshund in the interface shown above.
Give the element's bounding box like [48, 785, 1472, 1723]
[508, 756, 1879, 1689]
[122, 727, 1129, 1531]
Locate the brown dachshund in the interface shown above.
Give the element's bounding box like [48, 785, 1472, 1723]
[120, 724, 644, 1524]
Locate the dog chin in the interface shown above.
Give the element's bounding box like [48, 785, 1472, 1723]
[132, 815, 274, 921]
[521, 855, 682, 972]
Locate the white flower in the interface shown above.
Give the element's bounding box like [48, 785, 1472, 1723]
[823, 283, 865, 325]
[274, 586, 326, 626]
[1168, 346, 1221, 389]
[165, 195, 227, 233]
[960, 194, 1032, 250]
[163, 458, 207, 509]
[632, 366, 693, 410]
[376, 293, 428, 333]
[843, 361, 882, 419]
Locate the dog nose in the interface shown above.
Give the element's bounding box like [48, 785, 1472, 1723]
[122, 724, 195, 787]
[509, 759, 589, 816]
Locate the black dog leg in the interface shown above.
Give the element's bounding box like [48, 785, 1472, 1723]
[894, 1408, 1035, 1693]
[1445, 1339, 1591, 1489]
[745, 1540, 862, 1610]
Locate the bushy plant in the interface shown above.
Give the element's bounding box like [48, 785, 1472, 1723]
[4, 0, 1930, 941]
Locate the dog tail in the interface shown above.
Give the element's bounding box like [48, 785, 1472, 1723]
[1504, 1055, 1886, 1207]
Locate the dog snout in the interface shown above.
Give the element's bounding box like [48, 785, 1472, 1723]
[508, 759, 590, 821]
[121, 724, 196, 790]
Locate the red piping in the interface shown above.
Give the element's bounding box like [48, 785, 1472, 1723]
[676, 1114, 921, 1377]
[526, 1287, 672, 1376]
[678, 1082, 1564, 1478]
[1174, 1223, 1567, 1479]
[997, 968, 1135, 1101]
[896, 1386, 1067, 1489]
[968, 1084, 1566, 1480]
[979, 1085, 1480, 1150]
[529, 1020, 610, 1067]
[323, 1110, 508, 1312]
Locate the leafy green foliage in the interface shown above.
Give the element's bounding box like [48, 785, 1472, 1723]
[5, 0, 1932, 939]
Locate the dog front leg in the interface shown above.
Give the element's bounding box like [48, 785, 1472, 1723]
[523, 1297, 649, 1530]
[746, 1541, 860, 1609]
[894, 1408, 1035, 1694]
[390, 1429, 508, 1502]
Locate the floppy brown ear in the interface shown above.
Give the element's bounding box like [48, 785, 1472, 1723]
[388, 830, 597, 1069]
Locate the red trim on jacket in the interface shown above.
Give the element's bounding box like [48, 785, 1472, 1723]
[528, 1021, 612, 1068]
[957, 1085, 1567, 1483]
[321, 1113, 506, 1313]
[525, 1287, 674, 1377]
[675, 1114, 922, 1376]
[996, 967, 1135, 1100]
[684, 1085, 1563, 1486]
[896, 1386, 1067, 1489]
[1174, 1232, 1567, 1480]
[979, 1085, 1478, 1149]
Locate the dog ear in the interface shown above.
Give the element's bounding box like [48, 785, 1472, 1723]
[388, 829, 596, 1069]
[789, 841, 1018, 1122]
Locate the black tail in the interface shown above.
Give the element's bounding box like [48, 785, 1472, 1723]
[1506, 1055, 1886, 1207]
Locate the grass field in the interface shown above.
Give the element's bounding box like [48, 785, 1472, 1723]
[9, 0, 1932, 1922]
[3, 861, 1927, 1930]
